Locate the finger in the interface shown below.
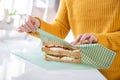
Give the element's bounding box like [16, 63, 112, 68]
[19, 26, 27, 32]
[71, 35, 82, 45]
[26, 22, 36, 32]
[88, 36, 95, 43]
[28, 16, 36, 25]
[82, 40, 89, 44]
[19, 24, 30, 32]
[18, 27, 24, 32]
[89, 35, 98, 43]
[91, 35, 98, 43]
[89, 35, 94, 43]
[25, 18, 36, 32]
[24, 24, 32, 32]
[18, 24, 27, 32]
[80, 34, 91, 44]
[17, 26, 23, 32]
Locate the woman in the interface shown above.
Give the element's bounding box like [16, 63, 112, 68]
[18, 0, 120, 80]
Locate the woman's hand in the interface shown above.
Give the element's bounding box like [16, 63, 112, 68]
[71, 33, 98, 45]
[18, 16, 40, 32]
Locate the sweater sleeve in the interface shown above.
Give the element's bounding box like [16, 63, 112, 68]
[28, 0, 70, 39]
[94, 31, 120, 51]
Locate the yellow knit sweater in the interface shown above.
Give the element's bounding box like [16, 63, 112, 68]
[29, 0, 120, 79]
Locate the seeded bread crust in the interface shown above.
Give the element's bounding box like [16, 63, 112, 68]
[42, 47, 80, 59]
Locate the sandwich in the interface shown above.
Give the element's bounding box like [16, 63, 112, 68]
[41, 42, 81, 63]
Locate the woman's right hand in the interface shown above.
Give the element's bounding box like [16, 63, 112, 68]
[18, 16, 40, 32]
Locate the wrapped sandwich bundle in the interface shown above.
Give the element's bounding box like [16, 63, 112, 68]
[37, 29, 116, 68]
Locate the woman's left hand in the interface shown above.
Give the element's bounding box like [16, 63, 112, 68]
[71, 33, 98, 45]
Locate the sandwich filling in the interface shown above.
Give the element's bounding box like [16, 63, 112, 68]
[44, 46, 79, 60]
[47, 54, 75, 61]
[45, 45, 74, 51]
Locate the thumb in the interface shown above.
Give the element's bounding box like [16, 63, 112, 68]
[71, 35, 82, 45]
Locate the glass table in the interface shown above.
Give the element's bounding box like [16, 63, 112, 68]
[0, 39, 107, 80]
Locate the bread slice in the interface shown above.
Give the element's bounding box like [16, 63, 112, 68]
[42, 42, 81, 63]
[42, 42, 79, 50]
[45, 53, 81, 63]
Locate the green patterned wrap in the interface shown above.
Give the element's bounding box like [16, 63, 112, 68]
[37, 28, 116, 69]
